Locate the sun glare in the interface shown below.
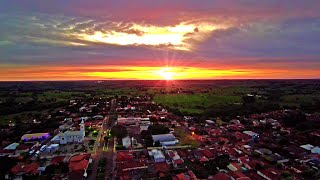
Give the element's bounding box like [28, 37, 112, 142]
[159, 67, 174, 80]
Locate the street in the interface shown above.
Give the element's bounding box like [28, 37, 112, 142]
[88, 98, 117, 180]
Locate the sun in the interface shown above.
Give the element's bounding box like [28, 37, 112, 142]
[159, 67, 174, 80]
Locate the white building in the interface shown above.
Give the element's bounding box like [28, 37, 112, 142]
[46, 144, 59, 153]
[4, 143, 20, 150]
[152, 134, 179, 146]
[149, 149, 165, 163]
[122, 136, 137, 149]
[243, 131, 259, 140]
[57, 120, 85, 145]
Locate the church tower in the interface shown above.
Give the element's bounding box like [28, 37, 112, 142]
[80, 119, 85, 138]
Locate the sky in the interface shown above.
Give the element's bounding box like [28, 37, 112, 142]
[0, 0, 320, 80]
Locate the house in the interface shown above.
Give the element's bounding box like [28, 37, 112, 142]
[243, 131, 259, 140]
[59, 121, 73, 131]
[4, 143, 20, 150]
[300, 144, 314, 151]
[173, 171, 197, 180]
[213, 172, 230, 180]
[68, 154, 91, 178]
[0, 149, 15, 156]
[166, 150, 181, 160]
[228, 172, 251, 180]
[51, 156, 66, 165]
[255, 148, 272, 155]
[173, 159, 184, 168]
[152, 134, 179, 146]
[46, 144, 59, 153]
[116, 160, 148, 178]
[122, 136, 137, 149]
[155, 162, 170, 174]
[16, 142, 38, 153]
[311, 146, 320, 154]
[257, 168, 280, 180]
[117, 151, 134, 161]
[199, 156, 209, 162]
[93, 115, 104, 120]
[149, 149, 166, 163]
[117, 117, 149, 126]
[57, 120, 85, 144]
[227, 163, 242, 172]
[11, 162, 39, 177]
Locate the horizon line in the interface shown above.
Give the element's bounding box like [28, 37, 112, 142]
[1, 78, 320, 83]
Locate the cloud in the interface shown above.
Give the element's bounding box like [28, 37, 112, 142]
[0, 1, 320, 79]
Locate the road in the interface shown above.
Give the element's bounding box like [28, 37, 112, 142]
[104, 98, 117, 179]
[88, 98, 117, 180]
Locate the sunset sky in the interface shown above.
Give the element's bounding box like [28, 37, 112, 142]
[0, 0, 320, 80]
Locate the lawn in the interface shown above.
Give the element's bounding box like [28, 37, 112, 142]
[280, 94, 320, 109]
[37, 91, 88, 102]
[154, 93, 241, 115]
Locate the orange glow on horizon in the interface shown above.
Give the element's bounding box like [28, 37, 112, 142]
[0, 64, 319, 81]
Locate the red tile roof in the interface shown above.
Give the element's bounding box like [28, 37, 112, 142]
[199, 156, 209, 162]
[187, 170, 197, 179]
[155, 162, 170, 173]
[69, 154, 90, 162]
[0, 149, 15, 154]
[68, 154, 90, 173]
[173, 159, 184, 165]
[200, 149, 215, 158]
[228, 172, 251, 180]
[51, 156, 66, 165]
[175, 173, 187, 180]
[11, 162, 39, 175]
[168, 151, 176, 158]
[117, 151, 134, 161]
[213, 172, 230, 180]
[69, 159, 89, 172]
[258, 168, 281, 180]
[238, 156, 249, 164]
[16, 143, 34, 151]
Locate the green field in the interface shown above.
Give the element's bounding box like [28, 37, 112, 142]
[153, 86, 320, 116]
[154, 93, 241, 115]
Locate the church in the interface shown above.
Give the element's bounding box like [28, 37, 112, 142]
[57, 120, 85, 145]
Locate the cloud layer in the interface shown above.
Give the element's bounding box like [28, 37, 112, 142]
[0, 0, 320, 80]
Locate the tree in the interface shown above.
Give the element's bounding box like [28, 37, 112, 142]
[148, 124, 170, 135]
[115, 145, 126, 150]
[144, 133, 154, 147]
[0, 157, 17, 179]
[104, 136, 109, 141]
[89, 139, 95, 146]
[214, 155, 230, 169]
[92, 130, 99, 136]
[111, 125, 128, 139]
[242, 95, 256, 105]
[154, 140, 161, 147]
[281, 171, 291, 178]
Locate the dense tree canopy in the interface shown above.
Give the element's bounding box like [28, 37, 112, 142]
[111, 125, 128, 139]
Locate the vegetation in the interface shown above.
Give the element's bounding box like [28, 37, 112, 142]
[154, 83, 320, 118]
[110, 125, 128, 139]
[1, 80, 320, 125]
[148, 123, 170, 135]
[154, 94, 241, 115]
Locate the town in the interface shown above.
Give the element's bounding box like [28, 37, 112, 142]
[0, 93, 319, 180]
